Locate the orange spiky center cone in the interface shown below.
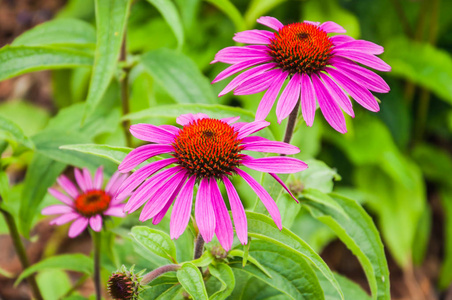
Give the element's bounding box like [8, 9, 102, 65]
[74, 190, 111, 217]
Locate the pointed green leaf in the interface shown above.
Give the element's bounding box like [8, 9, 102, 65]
[177, 262, 208, 300]
[0, 115, 34, 150]
[209, 263, 235, 300]
[228, 249, 272, 278]
[204, 0, 246, 31]
[130, 226, 177, 263]
[60, 144, 132, 165]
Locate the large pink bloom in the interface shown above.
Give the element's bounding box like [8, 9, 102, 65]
[212, 16, 391, 133]
[117, 113, 307, 251]
[42, 167, 129, 238]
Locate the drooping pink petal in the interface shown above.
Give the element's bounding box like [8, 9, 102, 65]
[116, 158, 177, 200]
[276, 73, 301, 123]
[330, 35, 354, 45]
[237, 120, 270, 139]
[107, 174, 130, 202]
[105, 172, 120, 192]
[213, 46, 272, 64]
[326, 67, 380, 112]
[130, 124, 176, 144]
[42, 205, 74, 215]
[319, 72, 354, 117]
[74, 168, 88, 193]
[49, 212, 80, 225]
[233, 29, 275, 44]
[334, 40, 384, 55]
[269, 173, 298, 203]
[48, 188, 73, 206]
[333, 50, 391, 72]
[195, 178, 216, 243]
[176, 113, 209, 126]
[311, 74, 347, 133]
[218, 63, 277, 96]
[68, 217, 89, 238]
[93, 167, 103, 190]
[170, 176, 196, 240]
[236, 169, 282, 230]
[303, 21, 321, 26]
[103, 205, 126, 217]
[89, 215, 102, 232]
[56, 175, 79, 199]
[257, 16, 284, 31]
[320, 21, 346, 33]
[255, 71, 289, 121]
[221, 116, 240, 124]
[300, 73, 317, 127]
[152, 175, 187, 225]
[241, 155, 308, 173]
[234, 69, 282, 95]
[231, 122, 247, 131]
[211, 180, 233, 251]
[159, 125, 180, 135]
[118, 144, 174, 173]
[222, 176, 248, 245]
[241, 136, 268, 143]
[242, 140, 300, 155]
[212, 57, 273, 83]
[82, 168, 93, 190]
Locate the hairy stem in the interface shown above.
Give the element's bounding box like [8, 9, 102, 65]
[283, 100, 301, 145]
[120, 35, 132, 147]
[92, 231, 102, 300]
[0, 206, 43, 300]
[141, 264, 181, 285]
[194, 234, 205, 260]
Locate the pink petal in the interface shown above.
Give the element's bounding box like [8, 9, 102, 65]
[255, 71, 289, 121]
[242, 155, 308, 173]
[236, 169, 282, 230]
[311, 74, 347, 133]
[74, 168, 88, 192]
[42, 204, 73, 215]
[233, 29, 275, 44]
[106, 173, 128, 197]
[234, 69, 281, 95]
[176, 113, 209, 126]
[213, 46, 271, 64]
[212, 57, 273, 83]
[159, 125, 180, 135]
[211, 180, 233, 251]
[242, 141, 300, 155]
[320, 21, 346, 33]
[170, 176, 196, 240]
[56, 175, 79, 199]
[49, 212, 80, 225]
[300, 74, 317, 127]
[241, 136, 268, 143]
[304, 21, 321, 26]
[68, 217, 89, 238]
[257, 16, 284, 31]
[130, 124, 176, 144]
[48, 188, 73, 206]
[103, 205, 126, 217]
[333, 50, 391, 72]
[326, 67, 380, 112]
[330, 35, 354, 45]
[222, 176, 248, 245]
[269, 173, 298, 203]
[276, 73, 301, 123]
[116, 158, 177, 200]
[237, 120, 270, 139]
[93, 167, 103, 190]
[82, 168, 93, 190]
[319, 72, 354, 117]
[195, 178, 216, 243]
[221, 116, 240, 124]
[334, 40, 384, 55]
[152, 175, 187, 225]
[89, 215, 103, 232]
[118, 144, 174, 173]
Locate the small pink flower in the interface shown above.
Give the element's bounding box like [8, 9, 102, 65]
[212, 16, 391, 133]
[117, 113, 308, 251]
[42, 167, 129, 238]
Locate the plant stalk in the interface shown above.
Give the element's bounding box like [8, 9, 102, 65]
[0, 207, 43, 300]
[194, 234, 205, 260]
[120, 34, 132, 148]
[92, 231, 102, 300]
[141, 264, 181, 285]
[283, 100, 301, 145]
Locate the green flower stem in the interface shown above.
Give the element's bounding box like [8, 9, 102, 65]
[120, 35, 132, 148]
[141, 264, 181, 285]
[92, 230, 102, 300]
[283, 100, 300, 145]
[0, 206, 43, 300]
[194, 234, 205, 260]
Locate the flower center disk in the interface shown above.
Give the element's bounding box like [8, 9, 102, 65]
[172, 119, 243, 178]
[269, 22, 333, 75]
[75, 190, 111, 217]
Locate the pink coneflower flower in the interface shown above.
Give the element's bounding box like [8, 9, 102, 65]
[42, 167, 129, 238]
[116, 113, 307, 251]
[212, 16, 391, 133]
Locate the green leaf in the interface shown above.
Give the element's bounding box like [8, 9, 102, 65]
[0, 266, 13, 278]
[412, 143, 452, 188]
[0, 45, 92, 81]
[209, 263, 235, 300]
[230, 240, 324, 299]
[0, 101, 50, 137]
[315, 269, 372, 300]
[123, 103, 254, 122]
[130, 226, 177, 263]
[177, 263, 208, 300]
[304, 194, 390, 300]
[140, 49, 215, 104]
[294, 159, 340, 194]
[246, 212, 344, 299]
[204, 0, 246, 31]
[244, 0, 286, 28]
[60, 144, 131, 165]
[37, 269, 72, 300]
[228, 249, 272, 278]
[12, 18, 96, 48]
[439, 188, 452, 290]
[16, 254, 92, 285]
[191, 251, 214, 268]
[83, 0, 132, 122]
[301, 189, 347, 218]
[145, 0, 184, 49]
[0, 115, 34, 150]
[19, 154, 66, 237]
[383, 37, 452, 104]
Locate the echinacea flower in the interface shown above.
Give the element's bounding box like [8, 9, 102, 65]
[42, 167, 129, 238]
[212, 16, 391, 133]
[116, 113, 307, 251]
